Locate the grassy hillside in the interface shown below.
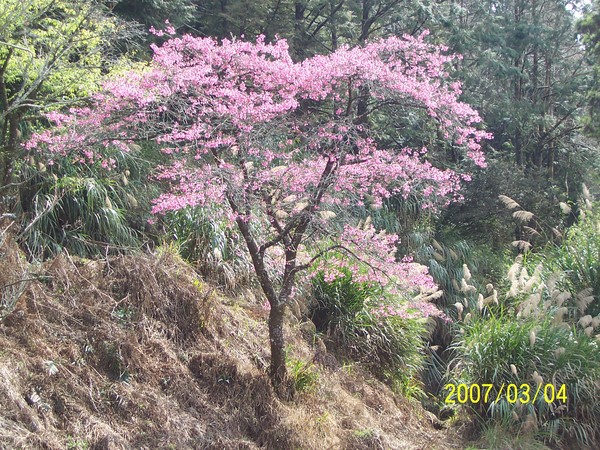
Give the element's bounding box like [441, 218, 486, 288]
[0, 226, 459, 449]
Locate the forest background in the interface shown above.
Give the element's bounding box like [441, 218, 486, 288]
[2, 0, 600, 449]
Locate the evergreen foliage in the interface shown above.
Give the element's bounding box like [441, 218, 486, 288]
[111, 0, 196, 28]
[579, 0, 600, 137]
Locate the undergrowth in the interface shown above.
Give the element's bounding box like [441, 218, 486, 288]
[17, 151, 150, 259]
[159, 205, 254, 292]
[310, 267, 429, 394]
[445, 192, 600, 449]
[0, 233, 456, 449]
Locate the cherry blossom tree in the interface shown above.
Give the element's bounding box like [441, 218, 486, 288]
[28, 31, 489, 390]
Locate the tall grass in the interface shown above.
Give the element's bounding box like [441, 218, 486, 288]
[543, 207, 600, 316]
[160, 205, 254, 291]
[447, 243, 600, 449]
[451, 312, 600, 447]
[17, 154, 145, 259]
[310, 268, 428, 389]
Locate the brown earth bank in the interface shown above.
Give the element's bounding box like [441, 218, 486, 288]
[0, 227, 462, 450]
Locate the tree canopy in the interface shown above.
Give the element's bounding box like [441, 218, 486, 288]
[29, 31, 488, 387]
[0, 0, 134, 203]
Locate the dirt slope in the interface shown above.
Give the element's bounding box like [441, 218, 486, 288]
[0, 229, 460, 449]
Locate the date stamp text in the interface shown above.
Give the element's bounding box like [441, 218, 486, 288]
[444, 383, 567, 405]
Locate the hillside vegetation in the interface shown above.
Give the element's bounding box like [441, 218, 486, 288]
[3, 1, 600, 449]
[0, 225, 458, 449]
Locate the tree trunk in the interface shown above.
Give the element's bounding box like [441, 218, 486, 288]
[229, 203, 291, 394]
[0, 114, 23, 213]
[268, 301, 287, 393]
[515, 128, 523, 167]
[329, 0, 338, 51]
[219, 0, 228, 38]
[293, 1, 306, 60]
[359, 0, 372, 43]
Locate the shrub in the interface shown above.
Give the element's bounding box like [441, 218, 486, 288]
[310, 268, 430, 386]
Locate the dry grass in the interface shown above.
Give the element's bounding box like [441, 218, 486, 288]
[0, 233, 460, 449]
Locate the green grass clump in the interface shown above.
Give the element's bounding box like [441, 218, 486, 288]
[450, 313, 600, 448]
[160, 205, 253, 291]
[17, 150, 150, 259]
[287, 357, 319, 394]
[543, 207, 600, 316]
[310, 268, 428, 388]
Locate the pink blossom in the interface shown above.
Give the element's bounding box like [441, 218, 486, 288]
[27, 34, 490, 318]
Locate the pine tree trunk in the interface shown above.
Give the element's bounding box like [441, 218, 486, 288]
[293, 1, 306, 60]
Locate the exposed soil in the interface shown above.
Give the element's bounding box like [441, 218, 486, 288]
[0, 226, 462, 449]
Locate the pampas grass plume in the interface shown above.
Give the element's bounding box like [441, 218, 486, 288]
[499, 195, 520, 209]
[513, 210, 534, 222]
[463, 264, 472, 281]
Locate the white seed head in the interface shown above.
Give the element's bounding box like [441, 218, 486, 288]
[513, 210, 534, 222]
[454, 302, 464, 320]
[499, 195, 520, 209]
[275, 210, 289, 219]
[318, 210, 337, 220]
[463, 264, 472, 281]
[559, 202, 571, 214]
